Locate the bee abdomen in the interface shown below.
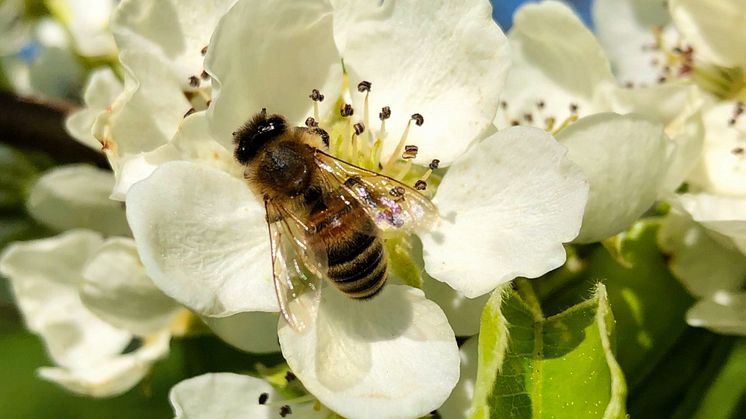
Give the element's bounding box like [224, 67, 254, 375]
[327, 235, 387, 299]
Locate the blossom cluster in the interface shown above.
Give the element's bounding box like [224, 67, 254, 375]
[1, 0, 744, 418]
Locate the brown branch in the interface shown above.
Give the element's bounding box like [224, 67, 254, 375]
[0, 92, 108, 168]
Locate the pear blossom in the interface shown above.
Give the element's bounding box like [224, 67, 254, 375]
[113, 0, 590, 416]
[0, 230, 174, 397]
[45, 0, 118, 58]
[496, 0, 698, 243]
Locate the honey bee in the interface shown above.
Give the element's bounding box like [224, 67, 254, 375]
[233, 109, 438, 332]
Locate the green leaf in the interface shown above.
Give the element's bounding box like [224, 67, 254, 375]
[472, 282, 627, 419]
[692, 339, 746, 419]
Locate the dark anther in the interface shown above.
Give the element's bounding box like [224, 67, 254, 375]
[569, 103, 579, 113]
[379, 106, 391, 120]
[429, 159, 440, 170]
[340, 103, 354, 117]
[188, 75, 200, 88]
[258, 393, 269, 405]
[305, 117, 318, 127]
[183, 107, 196, 118]
[511, 120, 520, 126]
[729, 118, 737, 126]
[314, 128, 330, 146]
[402, 144, 418, 159]
[414, 180, 427, 190]
[357, 80, 372, 92]
[200, 70, 209, 80]
[411, 113, 424, 126]
[279, 405, 292, 417]
[389, 186, 405, 197]
[309, 89, 325, 102]
[285, 371, 297, 382]
[537, 101, 545, 110]
[201, 45, 208, 55]
[206, 100, 212, 107]
[353, 122, 365, 135]
[523, 113, 534, 123]
[657, 76, 667, 83]
[500, 101, 508, 110]
[733, 147, 744, 155]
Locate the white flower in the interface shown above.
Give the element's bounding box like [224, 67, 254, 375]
[0, 230, 173, 397]
[46, 0, 118, 57]
[497, 0, 695, 243]
[88, 0, 589, 415]
[66, 67, 124, 150]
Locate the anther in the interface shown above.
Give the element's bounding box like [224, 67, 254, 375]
[500, 101, 508, 110]
[357, 80, 372, 92]
[200, 70, 209, 80]
[183, 107, 196, 118]
[285, 372, 297, 382]
[429, 159, 440, 170]
[523, 113, 534, 123]
[379, 106, 391, 120]
[188, 76, 200, 88]
[733, 147, 744, 155]
[729, 118, 737, 126]
[309, 89, 325, 102]
[206, 100, 211, 107]
[279, 405, 292, 417]
[511, 120, 520, 126]
[402, 144, 418, 159]
[200, 45, 208, 55]
[389, 186, 405, 197]
[305, 117, 318, 127]
[258, 393, 269, 405]
[414, 180, 427, 190]
[340, 103, 354, 117]
[536, 101, 545, 110]
[353, 122, 365, 135]
[411, 113, 424, 126]
[569, 103, 579, 113]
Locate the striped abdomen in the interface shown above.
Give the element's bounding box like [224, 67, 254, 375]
[310, 197, 387, 299]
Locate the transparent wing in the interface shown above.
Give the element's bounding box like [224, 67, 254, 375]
[314, 150, 439, 232]
[265, 200, 327, 333]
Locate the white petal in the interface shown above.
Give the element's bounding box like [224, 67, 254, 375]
[126, 161, 277, 316]
[437, 336, 478, 419]
[592, 0, 672, 86]
[205, 0, 342, 149]
[676, 193, 746, 255]
[203, 312, 280, 354]
[339, 0, 510, 166]
[278, 285, 459, 419]
[80, 238, 182, 337]
[112, 0, 236, 87]
[688, 102, 746, 197]
[26, 164, 130, 236]
[669, 0, 746, 69]
[48, 0, 118, 57]
[687, 291, 746, 336]
[422, 277, 487, 337]
[496, 1, 614, 129]
[0, 230, 131, 369]
[557, 113, 672, 243]
[422, 127, 588, 298]
[65, 67, 123, 150]
[170, 373, 325, 419]
[658, 210, 746, 298]
[39, 332, 170, 398]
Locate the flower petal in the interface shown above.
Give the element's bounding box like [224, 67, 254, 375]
[496, 1, 614, 129]
[80, 238, 182, 337]
[126, 161, 277, 316]
[592, 0, 672, 86]
[0, 230, 131, 369]
[422, 127, 588, 298]
[438, 335, 478, 419]
[26, 164, 130, 236]
[205, 0, 342, 149]
[676, 193, 746, 255]
[339, 0, 510, 166]
[39, 332, 170, 398]
[112, 0, 235, 86]
[48, 0, 118, 57]
[556, 113, 672, 243]
[658, 210, 746, 298]
[169, 373, 325, 419]
[278, 285, 459, 419]
[65, 67, 123, 150]
[203, 312, 280, 354]
[422, 277, 487, 337]
[687, 291, 746, 336]
[688, 102, 746, 196]
[669, 0, 746, 69]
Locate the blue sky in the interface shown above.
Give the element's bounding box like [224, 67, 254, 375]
[491, 0, 593, 31]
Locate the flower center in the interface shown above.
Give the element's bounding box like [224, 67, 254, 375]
[497, 99, 580, 135]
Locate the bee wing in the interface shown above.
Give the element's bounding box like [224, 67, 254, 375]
[314, 150, 439, 233]
[265, 200, 327, 333]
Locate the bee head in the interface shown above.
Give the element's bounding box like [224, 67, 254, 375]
[233, 108, 288, 165]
